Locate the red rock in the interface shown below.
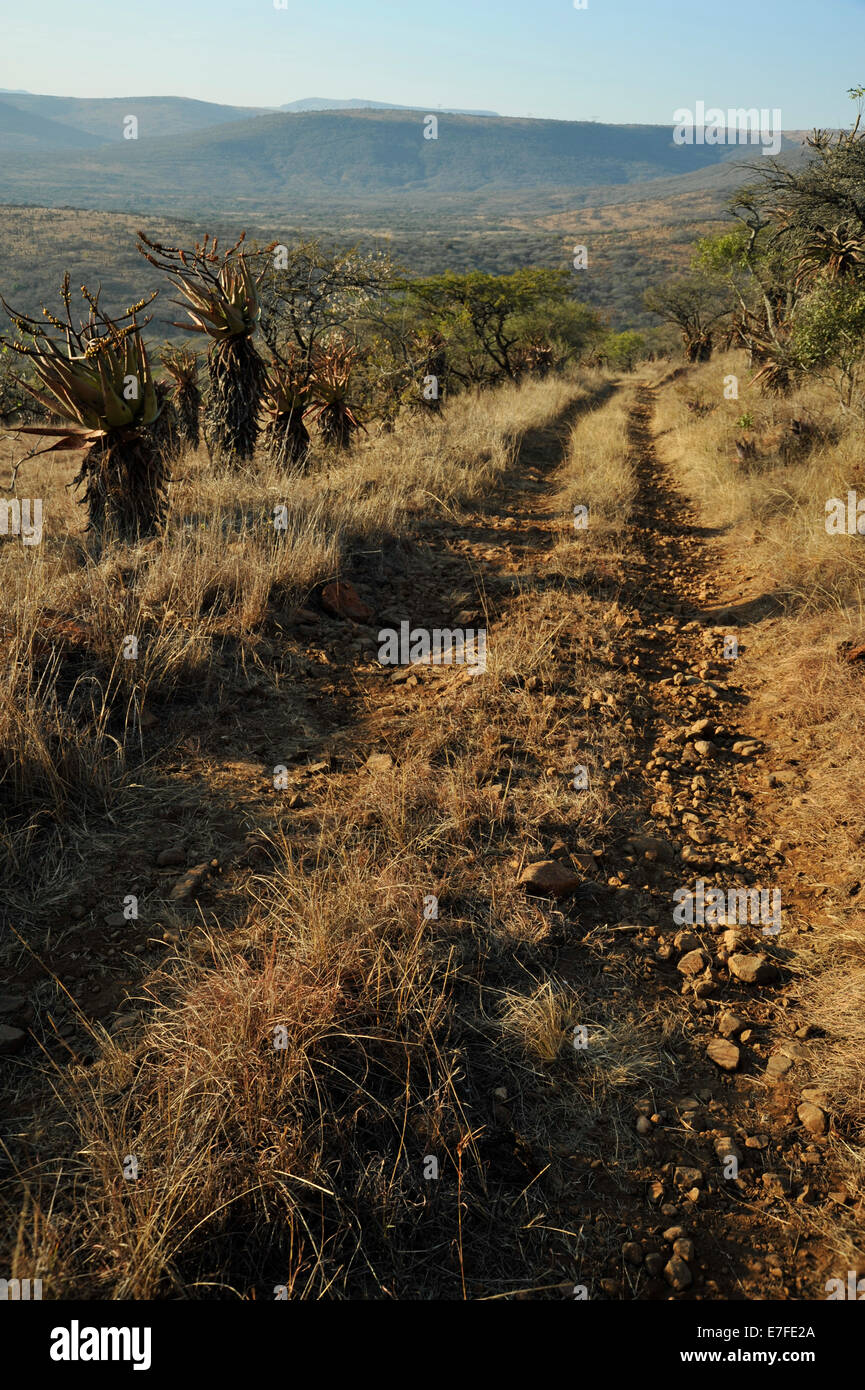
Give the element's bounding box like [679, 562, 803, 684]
[517, 859, 581, 898]
[321, 581, 373, 623]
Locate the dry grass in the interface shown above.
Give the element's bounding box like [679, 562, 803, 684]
[2, 369, 680, 1300]
[0, 376, 592, 897]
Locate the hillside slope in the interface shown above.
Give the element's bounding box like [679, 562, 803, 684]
[0, 108, 751, 211]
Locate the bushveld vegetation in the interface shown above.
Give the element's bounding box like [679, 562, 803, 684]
[2, 101, 865, 1301]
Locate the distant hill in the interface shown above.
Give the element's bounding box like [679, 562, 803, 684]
[0, 98, 106, 152]
[0, 93, 271, 143]
[0, 107, 768, 215]
[280, 98, 500, 116]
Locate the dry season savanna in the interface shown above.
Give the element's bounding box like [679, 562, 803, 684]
[0, 2, 864, 1357]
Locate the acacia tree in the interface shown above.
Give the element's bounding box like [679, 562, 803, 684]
[405, 269, 597, 385]
[643, 276, 730, 362]
[259, 240, 397, 368]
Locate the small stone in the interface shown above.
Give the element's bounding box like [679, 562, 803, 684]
[663, 1225, 684, 1242]
[644, 1252, 665, 1276]
[694, 740, 714, 758]
[797, 1102, 827, 1136]
[0, 1024, 26, 1054]
[688, 718, 713, 737]
[801, 1088, 829, 1109]
[714, 1136, 743, 1164]
[718, 1011, 744, 1038]
[517, 860, 581, 899]
[664, 1256, 693, 1290]
[687, 825, 713, 845]
[0, 995, 29, 1020]
[573, 852, 598, 871]
[156, 847, 185, 868]
[678, 949, 709, 977]
[765, 1053, 793, 1081]
[681, 844, 715, 868]
[673, 926, 702, 953]
[365, 752, 394, 773]
[647, 1180, 665, 1204]
[493, 1086, 508, 1102]
[625, 834, 673, 861]
[169, 860, 216, 904]
[762, 1172, 791, 1198]
[321, 580, 373, 623]
[728, 953, 778, 985]
[707, 1038, 740, 1072]
[721, 929, 747, 952]
[636, 1115, 653, 1136]
[673, 1166, 703, 1188]
[673, 1238, 695, 1262]
[622, 1242, 643, 1266]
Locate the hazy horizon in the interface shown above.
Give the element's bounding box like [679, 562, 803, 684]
[1, 0, 862, 128]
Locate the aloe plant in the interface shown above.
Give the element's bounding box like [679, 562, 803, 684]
[138, 231, 272, 467]
[0, 277, 167, 544]
[308, 342, 364, 450]
[160, 345, 201, 448]
[262, 349, 316, 470]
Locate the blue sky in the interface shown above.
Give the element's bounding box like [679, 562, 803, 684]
[1, 0, 861, 127]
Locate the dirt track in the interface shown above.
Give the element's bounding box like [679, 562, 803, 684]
[3, 373, 855, 1299]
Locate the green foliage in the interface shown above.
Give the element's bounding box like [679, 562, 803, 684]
[596, 330, 647, 371]
[790, 279, 865, 404]
[405, 268, 598, 384]
[693, 228, 752, 276]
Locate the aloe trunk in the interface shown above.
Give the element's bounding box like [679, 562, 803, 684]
[74, 432, 170, 545]
[264, 410, 311, 470]
[205, 336, 266, 466]
[317, 402, 355, 450]
[174, 378, 201, 448]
